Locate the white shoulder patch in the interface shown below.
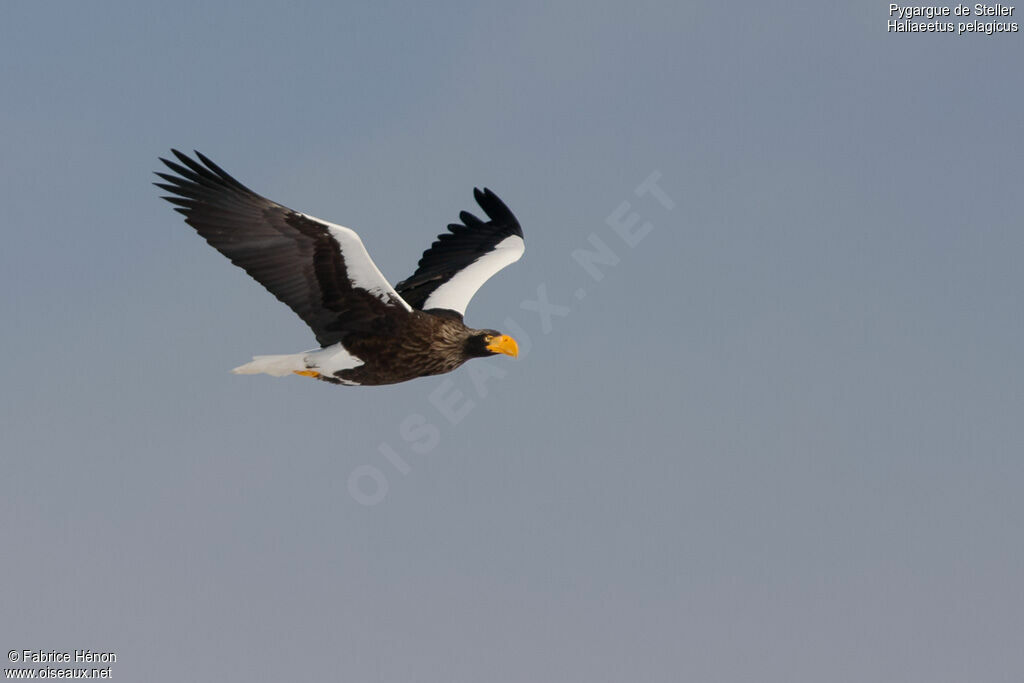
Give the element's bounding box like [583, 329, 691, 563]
[421, 235, 525, 315]
[300, 213, 412, 312]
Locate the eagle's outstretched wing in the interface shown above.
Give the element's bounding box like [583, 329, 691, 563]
[395, 188, 524, 318]
[155, 150, 411, 347]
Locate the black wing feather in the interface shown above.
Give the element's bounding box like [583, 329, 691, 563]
[155, 150, 400, 347]
[395, 188, 523, 310]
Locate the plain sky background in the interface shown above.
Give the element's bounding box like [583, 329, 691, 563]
[2, 2, 1023, 681]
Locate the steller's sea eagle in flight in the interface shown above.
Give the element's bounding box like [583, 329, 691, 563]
[155, 150, 524, 386]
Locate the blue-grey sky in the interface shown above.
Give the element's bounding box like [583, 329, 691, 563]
[2, 2, 1023, 681]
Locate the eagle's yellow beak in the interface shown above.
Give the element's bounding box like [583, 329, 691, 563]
[486, 334, 519, 358]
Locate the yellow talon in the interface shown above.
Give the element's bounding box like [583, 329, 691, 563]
[294, 370, 320, 378]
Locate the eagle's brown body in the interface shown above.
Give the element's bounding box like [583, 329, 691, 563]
[323, 312, 490, 385]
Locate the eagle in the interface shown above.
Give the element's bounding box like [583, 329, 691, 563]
[155, 150, 524, 386]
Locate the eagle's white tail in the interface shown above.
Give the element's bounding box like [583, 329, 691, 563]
[231, 353, 308, 377]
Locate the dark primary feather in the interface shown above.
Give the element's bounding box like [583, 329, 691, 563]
[395, 188, 523, 310]
[154, 150, 400, 347]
